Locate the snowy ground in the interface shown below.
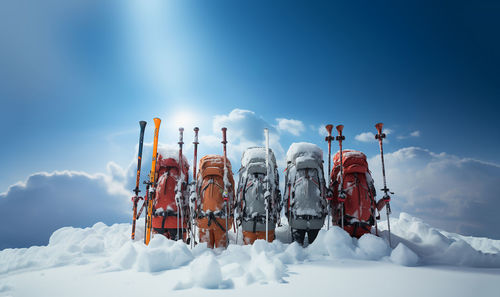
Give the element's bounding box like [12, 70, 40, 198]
[1, 213, 499, 297]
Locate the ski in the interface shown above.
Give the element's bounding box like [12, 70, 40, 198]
[336, 125, 346, 229]
[221, 127, 230, 247]
[264, 128, 270, 242]
[145, 117, 161, 245]
[375, 122, 394, 247]
[325, 124, 334, 230]
[131, 121, 147, 240]
[176, 127, 185, 241]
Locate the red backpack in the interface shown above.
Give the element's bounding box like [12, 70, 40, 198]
[152, 152, 189, 237]
[331, 150, 377, 238]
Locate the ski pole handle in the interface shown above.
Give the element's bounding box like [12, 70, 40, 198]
[325, 124, 333, 137]
[336, 125, 345, 141]
[221, 127, 227, 144]
[179, 127, 184, 144]
[375, 123, 386, 139]
[193, 127, 199, 144]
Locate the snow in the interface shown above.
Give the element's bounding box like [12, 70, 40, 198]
[335, 149, 367, 161]
[382, 212, 500, 267]
[1, 213, 499, 296]
[241, 147, 277, 169]
[286, 142, 323, 164]
[157, 145, 189, 166]
[390, 243, 419, 266]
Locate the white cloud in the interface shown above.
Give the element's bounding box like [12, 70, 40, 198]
[276, 118, 305, 136]
[355, 128, 392, 143]
[210, 109, 286, 168]
[368, 147, 500, 239]
[355, 132, 376, 142]
[317, 124, 330, 137]
[397, 130, 420, 139]
[213, 109, 271, 141]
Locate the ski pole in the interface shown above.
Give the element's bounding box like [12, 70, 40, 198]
[176, 127, 184, 241]
[132, 121, 147, 240]
[336, 125, 346, 229]
[375, 123, 394, 247]
[325, 124, 334, 230]
[221, 127, 229, 247]
[191, 127, 199, 248]
[264, 128, 270, 242]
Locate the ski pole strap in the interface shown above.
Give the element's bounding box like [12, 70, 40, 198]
[206, 212, 226, 232]
[198, 210, 232, 219]
[154, 209, 178, 217]
[294, 214, 323, 221]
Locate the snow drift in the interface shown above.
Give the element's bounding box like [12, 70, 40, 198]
[1, 213, 499, 291]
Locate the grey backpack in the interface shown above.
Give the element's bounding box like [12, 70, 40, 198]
[284, 142, 326, 230]
[236, 147, 281, 232]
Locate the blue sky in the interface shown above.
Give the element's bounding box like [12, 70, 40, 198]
[1, 0, 500, 248]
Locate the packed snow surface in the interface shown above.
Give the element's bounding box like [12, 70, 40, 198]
[1, 213, 499, 296]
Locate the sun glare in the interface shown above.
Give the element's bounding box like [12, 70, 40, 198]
[172, 111, 196, 128]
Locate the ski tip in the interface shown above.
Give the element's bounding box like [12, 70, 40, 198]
[194, 127, 199, 132]
[179, 127, 184, 132]
[336, 124, 344, 133]
[375, 122, 384, 132]
[325, 124, 333, 133]
[221, 127, 227, 132]
[153, 117, 161, 126]
[139, 121, 147, 127]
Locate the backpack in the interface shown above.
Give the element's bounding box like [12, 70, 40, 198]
[152, 150, 190, 234]
[236, 147, 281, 232]
[284, 142, 327, 230]
[331, 149, 377, 238]
[196, 155, 235, 218]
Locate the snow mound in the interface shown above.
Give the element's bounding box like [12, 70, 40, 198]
[1, 213, 500, 291]
[286, 142, 323, 164]
[157, 145, 189, 166]
[241, 147, 277, 168]
[382, 212, 500, 267]
[390, 243, 419, 266]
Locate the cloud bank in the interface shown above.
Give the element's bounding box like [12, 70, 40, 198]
[368, 147, 500, 239]
[0, 167, 130, 249]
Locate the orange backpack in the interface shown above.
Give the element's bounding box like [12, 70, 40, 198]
[152, 153, 189, 234]
[331, 150, 377, 238]
[196, 155, 235, 217]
